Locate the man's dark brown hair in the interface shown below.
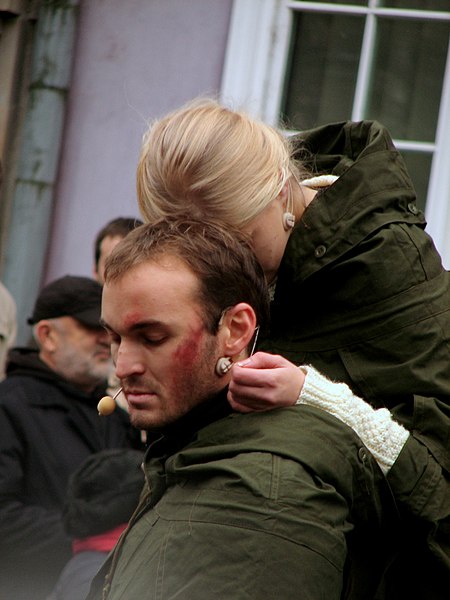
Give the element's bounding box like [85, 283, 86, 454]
[104, 218, 270, 336]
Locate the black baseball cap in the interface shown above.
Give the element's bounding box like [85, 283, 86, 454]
[27, 275, 103, 327]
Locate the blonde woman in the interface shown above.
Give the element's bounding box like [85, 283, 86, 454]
[138, 99, 449, 402]
[136, 99, 450, 597]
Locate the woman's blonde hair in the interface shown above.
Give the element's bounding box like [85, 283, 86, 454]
[137, 99, 307, 228]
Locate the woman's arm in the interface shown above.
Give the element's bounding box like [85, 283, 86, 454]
[228, 352, 409, 474]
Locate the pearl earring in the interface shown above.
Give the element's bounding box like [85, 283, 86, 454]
[283, 212, 295, 230]
[215, 356, 233, 377]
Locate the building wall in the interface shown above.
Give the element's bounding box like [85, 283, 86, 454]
[44, 0, 232, 282]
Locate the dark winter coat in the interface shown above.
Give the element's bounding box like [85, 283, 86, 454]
[260, 120, 450, 597]
[47, 448, 145, 600]
[0, 348, 139, 600]
[266, 120, 450, 415]
[87, 393, 398, 600]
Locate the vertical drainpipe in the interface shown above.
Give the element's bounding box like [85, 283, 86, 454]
[3, 0, 80, 344]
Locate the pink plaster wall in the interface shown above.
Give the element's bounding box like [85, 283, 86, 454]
[45, 0, 232, 282]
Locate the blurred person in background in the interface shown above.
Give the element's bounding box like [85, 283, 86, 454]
[0, 279, 17, 380]
[92, 216, 143, 285]
[92, 216, 143, 412]
[47, 448, 144, 600]
[0, 275, 141, 600]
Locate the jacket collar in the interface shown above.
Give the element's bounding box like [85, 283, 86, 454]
[146, 387, 231, 459]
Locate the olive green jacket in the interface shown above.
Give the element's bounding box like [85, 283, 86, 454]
[266, 120, 450, 428]
[260, 120, 450, 596]
[88, 396, 396, 600]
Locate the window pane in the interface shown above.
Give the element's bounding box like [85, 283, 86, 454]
[400, 150, 432, 212]
[295, 0, 367, 5]
[384, 0, 450, 10]
[367, 19, 449, 141]
[281, 12, 364, 129]
[302, 0, 450, 8]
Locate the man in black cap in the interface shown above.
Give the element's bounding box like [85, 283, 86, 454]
[0, 275, 141, 600]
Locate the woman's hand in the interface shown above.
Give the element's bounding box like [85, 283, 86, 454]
[228, 352, 305, 413]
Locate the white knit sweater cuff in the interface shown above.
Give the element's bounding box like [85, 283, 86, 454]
[296, 366, 410, 474]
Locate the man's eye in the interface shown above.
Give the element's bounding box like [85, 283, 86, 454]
[144, 336, 166, 346]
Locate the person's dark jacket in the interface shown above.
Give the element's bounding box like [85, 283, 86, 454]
[48, 448, 145, 600]
[260, 120, 450, 597]
[267, 120, 450, 415]
[0, 348, 140, 600]
[87, 392, 399, 600]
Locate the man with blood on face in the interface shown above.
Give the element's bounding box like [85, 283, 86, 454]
[101, 255, 232, 430]
[88, 219, 399, 600]
[100, 219, 270, 431]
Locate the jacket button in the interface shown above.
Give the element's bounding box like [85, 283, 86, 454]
[314, 245, 327, 258]
[358, 447, 367, 462]
[407, 202, 419, 215]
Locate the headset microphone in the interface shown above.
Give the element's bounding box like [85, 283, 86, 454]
[97, 387, 123, 416]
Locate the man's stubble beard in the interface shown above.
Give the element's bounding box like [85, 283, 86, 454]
[129, 333, 225, 431]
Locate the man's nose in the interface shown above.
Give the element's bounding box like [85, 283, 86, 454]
[114, 342, 146, 379]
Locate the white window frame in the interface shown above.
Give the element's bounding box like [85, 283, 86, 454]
[220, 0, 450, 267]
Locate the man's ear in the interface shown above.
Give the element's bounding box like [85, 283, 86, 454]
[219, 303, 257, 360]
[34, 320, 57, 353]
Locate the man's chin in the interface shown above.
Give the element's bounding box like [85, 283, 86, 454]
[129, 410, 173, 432]
[130, 410, 153, 430]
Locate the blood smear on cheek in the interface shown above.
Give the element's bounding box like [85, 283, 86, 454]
[172, 327, 204, 370]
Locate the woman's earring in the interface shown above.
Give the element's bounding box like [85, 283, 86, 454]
[283, 212, 295, 230]
[215, 356, 233, 377]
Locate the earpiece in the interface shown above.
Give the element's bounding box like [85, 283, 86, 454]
[283, 212, 295, 230]
[215, 357, 233, 377]
[97, 387, 123, 416]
